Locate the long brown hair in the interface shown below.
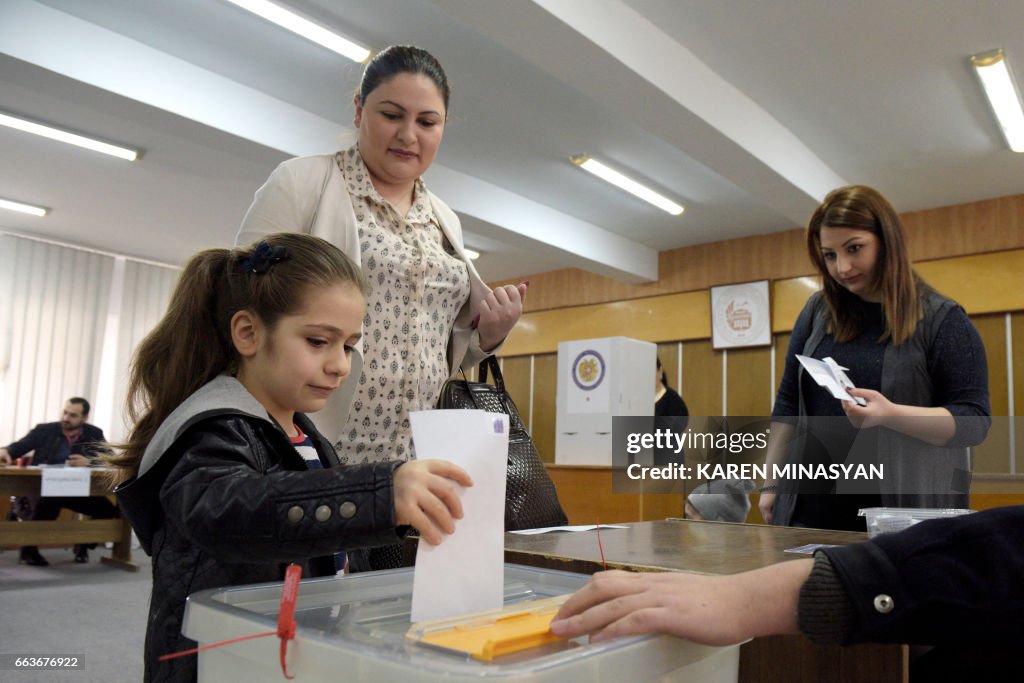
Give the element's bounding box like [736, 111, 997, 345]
[806, 185, 923, 345]
[107, 233, 366, 485]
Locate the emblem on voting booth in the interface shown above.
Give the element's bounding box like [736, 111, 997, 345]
[571, 349, 605, 390]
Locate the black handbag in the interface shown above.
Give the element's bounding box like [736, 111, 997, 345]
[437, 356, 568, 531]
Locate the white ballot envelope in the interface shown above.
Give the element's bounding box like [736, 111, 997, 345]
[409, 409, 509, 623]
[795, 355, 867, 406]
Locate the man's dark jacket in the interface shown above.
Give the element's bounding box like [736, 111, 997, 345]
[5, 422, 106, 464]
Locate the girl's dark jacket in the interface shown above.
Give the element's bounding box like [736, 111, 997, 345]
[115, 376, 402, 683]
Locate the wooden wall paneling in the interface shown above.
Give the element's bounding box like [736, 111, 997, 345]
[901, 194, 1024, 261]
[725, 346, 772, 417]
[970, 314, 1010, 474]
[916, 251, 1024, 315]
[532, 354, 557, 463]
[488, 228, 809, 314]
[545, 466, 642, 525]
[657, 231, 808, 298]
[500, 356, 532, 432]
[774, 333, 791, 399]
[969, 475, 1024, 511]
[772, 277, 819, 333]
[498, 291, 710, 357]
[769, 249, 1024, 336]
[544, 466, 685, 524]
[681, 340, 722, 417]
[640, 491, 685, 521]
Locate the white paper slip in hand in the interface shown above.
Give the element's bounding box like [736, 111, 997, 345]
[409, 410, 509, 623]
[795, 355, 867, 406]
[509, 524, 629, 535]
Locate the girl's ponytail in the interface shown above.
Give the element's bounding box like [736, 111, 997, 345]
[107, 248, 236, 484]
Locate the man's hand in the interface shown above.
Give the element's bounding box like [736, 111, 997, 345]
[66, 454, 91, 467]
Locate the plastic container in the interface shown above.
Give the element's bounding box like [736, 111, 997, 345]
[859, 507, 973, 538]
[183, 564, 740, 682]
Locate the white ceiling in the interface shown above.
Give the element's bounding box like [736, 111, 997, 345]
[1, 0, 1022, 283]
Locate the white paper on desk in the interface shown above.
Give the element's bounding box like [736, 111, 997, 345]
[40, 467, 91, 496]
[795, 355, 867, 406]
[784, 543, 841, 554]
[409, 409, 508, 623]
[509, 524, 630, 535]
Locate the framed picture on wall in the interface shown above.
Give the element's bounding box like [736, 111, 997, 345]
[710, 280, 772, 349]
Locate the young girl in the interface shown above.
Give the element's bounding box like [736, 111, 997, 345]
[109, 233, 471, 683]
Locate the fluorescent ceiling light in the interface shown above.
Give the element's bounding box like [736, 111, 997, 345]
[971, 48, 1024, 153]
[463, 248, 481, 260]
[0, 198, 48, 217]
[223, 0, 370, 63]
[0, 112, 139, 161]
[570, 155, 684, 215]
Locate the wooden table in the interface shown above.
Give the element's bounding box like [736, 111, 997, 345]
[505, 519, 906, 683]
[0, 466, 137, 571]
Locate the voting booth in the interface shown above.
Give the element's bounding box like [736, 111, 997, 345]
[183, 564, 740, 682]
[555, 337, 656, 466]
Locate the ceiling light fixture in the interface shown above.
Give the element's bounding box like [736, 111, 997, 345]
[970, 48, 1024, 153]
[463, 248, 481, 260]
[223, 0, 370, 63]
[570, 155, 684, 215]
[0, 111, 139, 161]
[0, 197, 48, 217]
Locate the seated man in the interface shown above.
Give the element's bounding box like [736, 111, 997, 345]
[0, 397, 117, 566]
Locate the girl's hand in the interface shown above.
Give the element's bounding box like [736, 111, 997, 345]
[476, 282, 528, 351]
[842, 388, 894, 428]
[393, 459, 473, 545]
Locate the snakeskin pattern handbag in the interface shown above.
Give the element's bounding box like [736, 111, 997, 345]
[437, 356, 568, 531]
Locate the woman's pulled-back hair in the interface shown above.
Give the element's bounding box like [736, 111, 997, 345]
[358, 45, 450, 112]
[806, 185, 923, 346]
[107, 233, 366, 484]
[657, 356, 670, 389]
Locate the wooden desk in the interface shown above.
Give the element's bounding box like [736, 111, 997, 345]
[0, 467, 137, 571]
[505, 519, 906, 683]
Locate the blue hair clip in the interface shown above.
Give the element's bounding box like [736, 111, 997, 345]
[240, 241, 289, 274]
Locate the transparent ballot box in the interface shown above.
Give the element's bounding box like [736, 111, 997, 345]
[183, 564, 740, 682]
[859, 507, 974, 538]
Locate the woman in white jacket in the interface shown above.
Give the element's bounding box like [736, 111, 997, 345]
[238, 46, 525, 473]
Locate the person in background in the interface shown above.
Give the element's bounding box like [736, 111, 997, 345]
[551, 505, 1024, 681]
[759, 185, 990, 531]
[684, 478, 755, 522]
[655, 356, 688, 420]
[0, 397, 116, 565]
[653, 356, 688, 467]
[108, 234, 471, 683]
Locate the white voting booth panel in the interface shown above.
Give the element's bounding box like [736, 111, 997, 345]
[555, 337, 656, 466]
[183, 565, 740, 682]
